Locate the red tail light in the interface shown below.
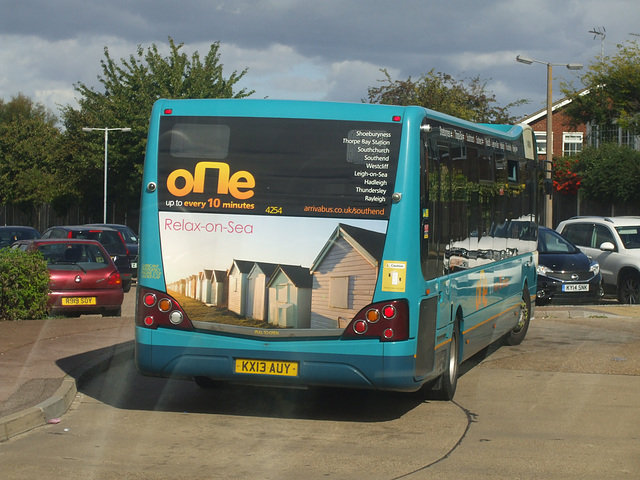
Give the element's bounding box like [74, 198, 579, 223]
[341, 299, 409, 342]
[136, 287, 193, 331]
[108, 271, 122, 286]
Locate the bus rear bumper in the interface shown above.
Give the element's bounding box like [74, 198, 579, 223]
[135, 328, 421, 392]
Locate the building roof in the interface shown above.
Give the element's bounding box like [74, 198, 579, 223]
[519, 88, 590, 125]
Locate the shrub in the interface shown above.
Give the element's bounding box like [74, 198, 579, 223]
[0, 248, 50, 321]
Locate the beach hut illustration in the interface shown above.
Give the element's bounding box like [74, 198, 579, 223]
[227, 259, 254, 316]
[246, 262, 279, 320]
[266, 265, 312, 328]
[309, 223, 384, 329]
[196, 270, 209, 302]
[209, 270, 228, 307]
[186, 274, 197, 299]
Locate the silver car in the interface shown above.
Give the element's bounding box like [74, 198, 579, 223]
[556, 216, 640, 304]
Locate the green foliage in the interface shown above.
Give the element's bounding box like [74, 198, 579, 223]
[576, 143, 640, 203]
[0, 249, 50, 321]
[0, 94, 61, 216]
[0, 93, 58, 126]
[562, 40, 640, 135]
[60, 37, 254, 221]
[364, 69, 527, 124]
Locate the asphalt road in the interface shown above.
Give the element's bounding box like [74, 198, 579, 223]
[0, 300, 639, 479]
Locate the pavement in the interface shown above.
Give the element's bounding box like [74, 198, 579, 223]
[0, 293, 135, 442]
[1, 295, 639, 443]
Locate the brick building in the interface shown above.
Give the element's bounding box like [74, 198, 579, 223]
[519, 92, 588, 161]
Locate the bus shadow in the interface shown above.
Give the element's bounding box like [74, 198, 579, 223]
[57, 344, 427, 422]
[57, 339, 500, 423]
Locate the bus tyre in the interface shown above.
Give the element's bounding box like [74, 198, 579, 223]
[429, 328, 459, 401]
[505, 288, 531, 346]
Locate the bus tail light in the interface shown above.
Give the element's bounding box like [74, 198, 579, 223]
[341, 299, 409, 342]
[136, 287, 194, 331]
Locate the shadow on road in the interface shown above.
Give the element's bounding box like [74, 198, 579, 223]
[55, 332, 513, 423]
[57, 344, 428, 422]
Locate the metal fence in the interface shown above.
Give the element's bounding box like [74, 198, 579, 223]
[0, 204, 139, 233]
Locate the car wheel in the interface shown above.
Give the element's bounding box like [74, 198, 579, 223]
[618, 272, 640, 304]
[505, 287, 531, 346]
[102, 307, 122, 317]
[122, 280, 132, 293]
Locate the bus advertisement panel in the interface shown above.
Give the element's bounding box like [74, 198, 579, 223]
[157, 115, 401, 331]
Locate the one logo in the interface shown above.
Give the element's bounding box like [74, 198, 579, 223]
[167, 161, 255, 199]
[571, 274, 579, 280]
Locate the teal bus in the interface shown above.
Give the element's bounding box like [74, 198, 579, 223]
[135, 99, 538, 400]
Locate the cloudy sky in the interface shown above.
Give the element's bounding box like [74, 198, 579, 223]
[1, 0, 638, 121]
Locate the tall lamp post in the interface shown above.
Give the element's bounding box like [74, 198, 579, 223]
[82, 127, 131, 223]
[516, 55, 583, 228]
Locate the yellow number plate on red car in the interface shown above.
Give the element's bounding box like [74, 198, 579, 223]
[235, 359, 298, 377]
[62, 297, 97, 306]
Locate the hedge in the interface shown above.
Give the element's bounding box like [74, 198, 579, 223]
[0, 248, 50, 321]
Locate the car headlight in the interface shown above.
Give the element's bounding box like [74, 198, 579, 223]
[589, 262, 600, 276]
[537, 265, 552, 276]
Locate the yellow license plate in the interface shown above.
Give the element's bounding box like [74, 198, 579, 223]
[62, 297, 97, 306]
[235, 359, 298, 377]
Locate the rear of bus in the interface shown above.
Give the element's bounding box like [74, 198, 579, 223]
[135, 99, 430, 392]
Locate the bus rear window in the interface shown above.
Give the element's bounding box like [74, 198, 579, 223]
[170, 123, 230, 158]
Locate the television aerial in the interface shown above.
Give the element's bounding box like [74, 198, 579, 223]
[589, 27, 606, 57]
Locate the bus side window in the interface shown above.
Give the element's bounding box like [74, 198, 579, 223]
[422, 141, 450, 280]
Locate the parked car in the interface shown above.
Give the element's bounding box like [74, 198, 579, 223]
[40, 225, 133, 292]
[536, 227, 603, 305]
[11, 239, 124, 317]
[0, 226, 40, 249]
[557, 216, 640, 304]
[87, 224, 138, 279]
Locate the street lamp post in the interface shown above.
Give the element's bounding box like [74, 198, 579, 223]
[516, 55, 583, 228]
[82, 127, 131, 223]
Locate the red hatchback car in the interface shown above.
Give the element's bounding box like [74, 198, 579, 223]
[12, 239, 124, 317]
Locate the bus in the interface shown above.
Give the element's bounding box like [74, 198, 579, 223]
[135, 99, 538, 400]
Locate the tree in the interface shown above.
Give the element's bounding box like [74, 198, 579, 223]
[364, 69, 527, 124]
[575, 144, 640, 204]
[562, 40, 640, 135]
[0, 93, 58, 126]
[0, 94, 61, 221]
[60, 37, 254, 222]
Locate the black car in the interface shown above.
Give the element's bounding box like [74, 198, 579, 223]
[40, 225, 133, 292]
[87, 223, 138, 279]
[0, 226, 40, 249]
[536, 227, 603, 305]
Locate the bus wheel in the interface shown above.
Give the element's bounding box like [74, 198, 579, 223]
[505, 288, 531, 346]
[429, 327, 459, 401]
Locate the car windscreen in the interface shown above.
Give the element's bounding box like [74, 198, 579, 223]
[77, 231, 127, 255]
[38, 243, 111, 270]
[0, 228, 39, 247]
[538, 228, 579, 254]
[616, 226, 640, 249]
